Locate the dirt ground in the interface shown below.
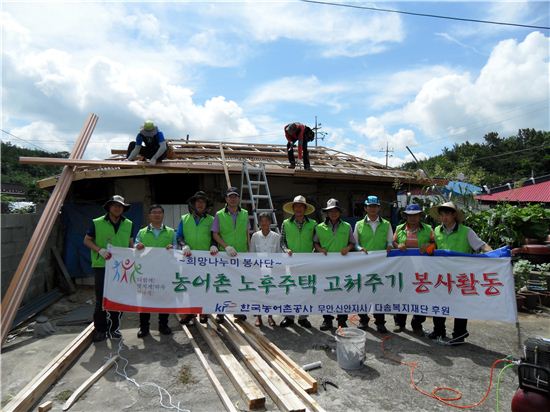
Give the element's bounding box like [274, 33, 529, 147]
[1, 286, 548, 412]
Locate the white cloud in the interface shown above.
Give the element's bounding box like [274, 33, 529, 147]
[377, 31, 549, 141]
[351, 116, 418, 150]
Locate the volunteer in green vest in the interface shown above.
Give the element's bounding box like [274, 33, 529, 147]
[428, 201, 492, 345]
[314, 199, 355, 331]
[353, 195, 393, 333]
[279, 195, 317, 328]
[135, 204, 176, 338]
[177, 191, 217, 325]
[212, 186, 250, 322]
[84, 195, 134, 343]
[392, 203, 435, 336]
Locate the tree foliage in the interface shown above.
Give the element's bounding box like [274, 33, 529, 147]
[0, 142, 69, 202]
[401, 129, 550, 186]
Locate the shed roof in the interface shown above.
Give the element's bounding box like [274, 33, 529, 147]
[37, 140, 430, 188]
[475, 180, 550, 203]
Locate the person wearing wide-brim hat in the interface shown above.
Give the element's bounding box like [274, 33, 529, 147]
[315, 199, 355, 331]
[84, 195, 134, 342]
[427, 201, 493, 345]
[126, 120, 168, 166]
[279, 195, 317, 328]
[176, 190, 217, 325]
[353, 195, 393, 333]
[392, 203, 435, 336]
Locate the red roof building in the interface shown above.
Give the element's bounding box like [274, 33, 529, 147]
[476, 180, 550, 203]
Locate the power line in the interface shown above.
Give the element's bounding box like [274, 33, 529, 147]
[300, 0, 550, 30]
[0, 129, 50, 152]
[472, 144, 549, 161]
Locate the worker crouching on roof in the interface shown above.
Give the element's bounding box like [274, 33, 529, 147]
[279, 195, 316, 328]
[212, 187, 250, 323]
[177, 191, 217, 325]
[126, 120, 168, 166]
[427, 202, 493, 345]
[353, 195, 393, 333]
[392, 204, 435, 336]
[315, 199, 355, 331]
[135, 204, 176, 338]
[84, 195, 134, 343]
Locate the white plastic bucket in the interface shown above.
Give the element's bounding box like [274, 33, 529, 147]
[335, 327, 367, 370]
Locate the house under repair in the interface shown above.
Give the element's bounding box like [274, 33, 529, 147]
[33, 139, 430, 278]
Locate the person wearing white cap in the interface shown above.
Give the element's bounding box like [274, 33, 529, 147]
[212, 187, 250, 322]
[84, 195, 134, 342]
[314, 199, 355, 331]
[427, 201, 492, 345]
[126, 120, 167, 166]
[279, 195, 317, 328]
[392, 204, 435, 336]
[353, 195, 393, 333]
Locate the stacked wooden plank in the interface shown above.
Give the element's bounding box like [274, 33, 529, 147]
[183, 315, 324, 412]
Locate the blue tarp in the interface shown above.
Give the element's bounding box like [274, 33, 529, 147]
[444, 181, 482, 196]
[387, 246, 511, 258]
[61, 203, 143, 277]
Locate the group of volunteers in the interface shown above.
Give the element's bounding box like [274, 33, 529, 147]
[84, 188, 492, 345]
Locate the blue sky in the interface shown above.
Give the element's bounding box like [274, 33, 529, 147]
[2, 1, 549, 165]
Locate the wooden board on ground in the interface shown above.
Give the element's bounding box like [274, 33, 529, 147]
[227, 317, 325, 412]
[237, 317, 318, 393]
[3, 323, 94, 412]
[215, 318, 306, 412]
[194, 320, 265, 410]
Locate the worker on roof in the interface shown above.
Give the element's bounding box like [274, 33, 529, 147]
[177, 191, 217, 325]
[134, 204, 176, 338]
[353, 195, 393, 333]
[314, 199, 355, 331]
[284, 122, 314, 171]
[279, 195, 316, 328]
[427, 201, 493, 345]
[126, 120, 167, 165]
[212, 186, 250, 323]
[83, 195, 134, 343]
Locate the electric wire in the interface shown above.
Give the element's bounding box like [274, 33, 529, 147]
[495, 361, 516, 412]
[300, 0, 550, 30]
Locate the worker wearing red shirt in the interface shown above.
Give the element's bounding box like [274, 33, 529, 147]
[285, 122, 311, 170]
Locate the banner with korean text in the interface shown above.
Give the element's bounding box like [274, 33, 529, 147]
[103, 246, 517, 322]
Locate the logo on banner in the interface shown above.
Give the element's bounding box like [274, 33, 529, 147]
[111, 259, 142, 284]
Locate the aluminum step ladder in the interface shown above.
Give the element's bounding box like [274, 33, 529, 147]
[240, 161, 280, 233]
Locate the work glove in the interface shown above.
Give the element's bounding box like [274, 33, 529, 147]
[209, 245, 219, 256]
[225, 245, 237, 257]
[98, 248, 112, 260]
[182, 245, 192, 256]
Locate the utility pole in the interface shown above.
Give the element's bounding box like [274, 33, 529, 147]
[380, 141, 394, 168]
[312, 116, 326, 147]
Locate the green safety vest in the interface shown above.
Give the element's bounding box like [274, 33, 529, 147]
[91, 215, 133, 268]
[181, 213, 214, 251]
[216, 208, 248, 252]
[315, 220, 351, 252]
[395, 222, 433, 247]
[137, 225, 175, 248]
[434, 224, 473, 253]
[355, 217, 390, 251]
[283, 218, 316, 253]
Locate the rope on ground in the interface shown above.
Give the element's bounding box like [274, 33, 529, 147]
[381, 335, 514, 409]
[107, 312, 191, 412]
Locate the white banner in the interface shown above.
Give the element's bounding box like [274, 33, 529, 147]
[103, 247, 517, 322]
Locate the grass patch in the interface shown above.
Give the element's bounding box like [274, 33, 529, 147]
[178, 365, 197, 385]
[54, 389, 73, 402]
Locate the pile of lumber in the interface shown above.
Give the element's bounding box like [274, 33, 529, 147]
[183, 315, 324, 412]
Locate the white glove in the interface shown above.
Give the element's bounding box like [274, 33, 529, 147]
[98, 248, 112, 260]
[209, 245, 219, 255]
[225, 246, 237, 257]
[149, 158, 157, 166]
[182, 245, 192, 256]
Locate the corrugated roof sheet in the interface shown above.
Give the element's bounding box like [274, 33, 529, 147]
[476, 180, 550, 203]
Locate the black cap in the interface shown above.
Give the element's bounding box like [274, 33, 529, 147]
[225, 187, 240, 197]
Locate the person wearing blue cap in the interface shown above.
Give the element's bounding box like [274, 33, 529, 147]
[353, 195, 393, 333]
[392, 204, 435, 336]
